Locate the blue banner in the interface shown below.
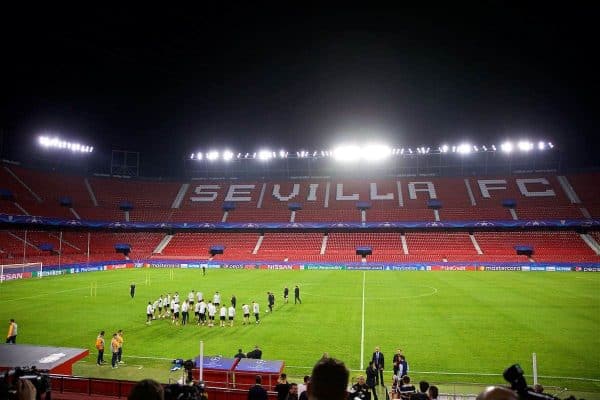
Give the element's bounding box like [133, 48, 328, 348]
[1, 213, 599, 230]
[194, 356, 237, 371]
[234, 358, 284, 374]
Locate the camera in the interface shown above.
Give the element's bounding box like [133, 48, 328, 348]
[0, 366, 51, 400]
[164, 381, 207, 400]
[503, 364, 557, 400]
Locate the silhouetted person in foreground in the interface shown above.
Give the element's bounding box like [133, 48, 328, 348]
[307, 357, 349, 400]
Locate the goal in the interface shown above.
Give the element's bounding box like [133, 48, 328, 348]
[0, 262, 43, 282]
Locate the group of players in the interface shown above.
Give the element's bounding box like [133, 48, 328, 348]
[144, 286, 301, 327]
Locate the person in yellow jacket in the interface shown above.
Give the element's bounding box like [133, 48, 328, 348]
[95, 331, 105, 365]
[116, 330, 125, 364]
[110, 333, 119, 368]
[6, 319, 17, 344]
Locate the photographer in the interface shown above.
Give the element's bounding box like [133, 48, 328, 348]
[349, 375, 371, 400]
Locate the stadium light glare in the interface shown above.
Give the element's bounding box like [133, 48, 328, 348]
[537, 141, 546, 150]
[222, 150, 234, 161]
[333, 145, 361, 161]
[501, 141, 514, 153]
[482, 145, 488, 151]
[258, 150, 272, 161]
[363, 144, 391, 161]
[38, 135, 93, 153]
[491, 145, 497, 151]
[518, 141, 533, 152]
[548, 142, 554, 149]
[400, 148, 405, 155]
[206, 151, 219, 161]
[457, 143, 471, 154]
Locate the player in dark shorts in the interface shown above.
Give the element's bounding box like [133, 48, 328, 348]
[284, 287, 289, 303]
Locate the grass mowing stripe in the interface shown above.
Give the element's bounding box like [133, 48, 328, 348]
[360, 271, 366, 370]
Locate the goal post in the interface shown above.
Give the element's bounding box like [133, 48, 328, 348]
[0, 262, 43, 282]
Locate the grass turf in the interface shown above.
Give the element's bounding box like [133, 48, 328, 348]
[0, 268, 598, 396]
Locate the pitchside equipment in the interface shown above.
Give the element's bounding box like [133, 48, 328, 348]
[0, 262, 43, 282]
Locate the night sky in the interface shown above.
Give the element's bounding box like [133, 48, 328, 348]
[2, 4, 598, 173]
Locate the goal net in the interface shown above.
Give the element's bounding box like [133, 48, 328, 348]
[0, 262, 43, 282]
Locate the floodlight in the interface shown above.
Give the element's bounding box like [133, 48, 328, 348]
[482, 145, 488, 151]
[280, 150, 286, 158]
[400, 148, 405, 155]
[491, 145, 497, 151]
[223, 150, 234, 161]
[457, 143, 471, 154]
[501, 141, 513, 153]
[548, 142, 554, 148]
[408, 148, 413, 154]
[206, 151, 219, 160]
[190, 153, 195, 159]
[537, 141, 545, 150]
[333, 145, 361, 161]
[258, 150, 272, 160]
[237, 153, 242, 158]
[473, 146, 478, 152]
[517, 141, 533, 152]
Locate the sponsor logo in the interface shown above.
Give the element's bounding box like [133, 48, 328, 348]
[583, 267, 600, 272]
[149, 263, 181, 269]
[267, 265, 294, 270]
[485, 266, 522, 271]
[546, 266, 556, 272]
[531, 266, 546, 271]
[521, 266, 531, 271]
[39, 353, 66, 364]
[0, 273, 24, 281]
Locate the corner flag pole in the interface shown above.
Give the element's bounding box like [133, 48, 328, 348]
[199, 340, 204, 382]
[532, 353, 538, 385]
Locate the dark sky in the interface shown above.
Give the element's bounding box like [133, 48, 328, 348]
[1, 4, 598, 173]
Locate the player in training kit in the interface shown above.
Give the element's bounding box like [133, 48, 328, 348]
[213, 291, 221, 306]
[146, 302, 153, 324]
[228, 304, 236, 326]
[181, 300, 189, 325]
[219, 304, 227, 327]
[242, 303, 250, 325]
[188, 290, 195, 307]
[199, 299, 207, 325]
[252, 301, 260, 324]
[173, 302, 180, 325]
[207, 301, 216, 327]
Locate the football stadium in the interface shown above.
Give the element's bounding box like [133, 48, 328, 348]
[1, 145, 599, 399]
[2, 5, 599, 400]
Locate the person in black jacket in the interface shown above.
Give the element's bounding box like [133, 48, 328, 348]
[247, 345, 263, 359]
[248, 375, 268, 400]
[234, 348, 246, 359]
[365, 361, 378, 400]
[371, 347, 384, 386]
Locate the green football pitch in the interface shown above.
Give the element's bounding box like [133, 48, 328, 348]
[0, 269, 599, 396]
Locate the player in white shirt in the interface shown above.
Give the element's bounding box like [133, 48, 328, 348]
[158, 295, 164, 318]
[213, 291, 221, 306]
[198, 300, 207, 325]
[181, 301, 190, 325]
[194, 301, 200, 323]
[242, 303, 250, 325]
[173, 292, 180, 304]
[173, 302, 180, 325]
[197, 291, 203, 303]
[152, 299, 159, 320]
[207, 301, 216, 327]
[228, 304, 236, 327]
[165, 293, 172, 317]
[252, 301, 260, 324]
[170, 299, 176, 321]
[146, 302, 153, 325]
[188, 291, 195, 306]
[219, 305, 227, 327]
